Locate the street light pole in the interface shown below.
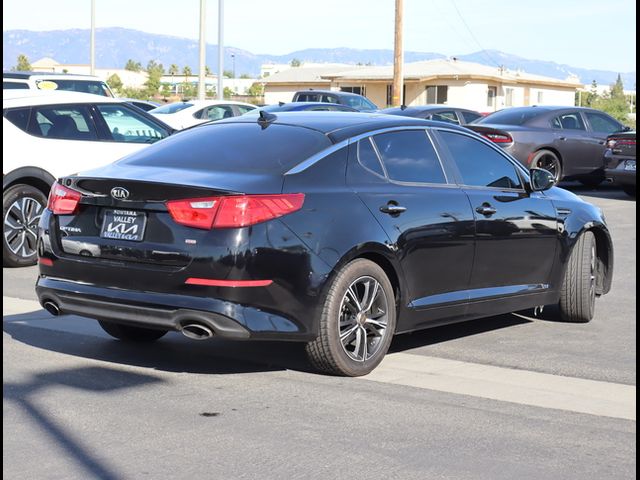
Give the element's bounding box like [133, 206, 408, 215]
[198, 0, 206, 100]
[217, 0, 224, 100]
[90, 0, 96, 75]
[231, 54, 235, 79]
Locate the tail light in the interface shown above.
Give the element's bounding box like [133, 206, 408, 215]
[607, 137, 636, 149]
[47, 182, 82, 215]
[483, 132, 513, 144]
[166, 193, 305, 230]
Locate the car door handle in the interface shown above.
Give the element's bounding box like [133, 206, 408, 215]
[380, 204, 407, 215]
[559, 136, 567, 141]
[476, 204, 497, 216]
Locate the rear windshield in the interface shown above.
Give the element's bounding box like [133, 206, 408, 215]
[478, 108, 545, 125]
[120, 123, 332, 173]
[35, 79, 113, 97]
[150, 102, 193, 114]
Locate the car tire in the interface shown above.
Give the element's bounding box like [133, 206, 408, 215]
[558, 231, 597, 323]
[3, 184, 48, 268]
[305, 259, 396, 376]
[622, 185, 636, 197]
[530, 150, 562, 183]
[98, 321, 168, 342]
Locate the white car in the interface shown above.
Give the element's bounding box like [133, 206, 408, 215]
[3, 72, 115, 97]
[3, 90, 174, 267]
[149, 99, 257, 130]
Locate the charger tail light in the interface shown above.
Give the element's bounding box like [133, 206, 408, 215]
[483, 132, 513, 144]
[166, 193, 305, 230]
[607, 137, 636, 149]
[47, 182, 82, 215]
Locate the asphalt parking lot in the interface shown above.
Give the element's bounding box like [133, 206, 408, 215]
[3, 183, 636, 480]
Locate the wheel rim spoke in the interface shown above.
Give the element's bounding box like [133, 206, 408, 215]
[4, 196, 42, 258]
[338, 275, 390, 363]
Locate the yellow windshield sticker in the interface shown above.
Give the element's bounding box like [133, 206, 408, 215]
[36, 80, 59, 90]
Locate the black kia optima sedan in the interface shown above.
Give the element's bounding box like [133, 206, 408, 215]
[36, 112, 614, 376]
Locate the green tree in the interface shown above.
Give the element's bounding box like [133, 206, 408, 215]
[14, 54, 31, 71]
[182, 66, 192, 78]
[591, 76, 630, 124]
[161, 83, 172, 99]
[106, 73, 123, 94]
[169, 64, 179, 76]
[125, 59, 142, 72]
[290, 58, 302, 67]
[223, 86, 234, 99]
[205, 66, 211, 76]
[239, 73, 252, 79]
[145, 60, 165, 96]
[223, 70, 233, 78]
[246, 82, 264, 97]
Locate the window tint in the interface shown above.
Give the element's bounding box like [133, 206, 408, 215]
[439, 131, 523, 189]
[130, 101, 156, 112]
[123, 123, 332, 174]
[554, 112, 585, 130]
[585, 112, 621, 134]
[4, 107, 31, 131]
[96, 104, 169, 143]
[150, 102, 193, 114]
[30, 106, 97, 140]
[431, 111, 459, 124]
[373, 130, 446, 184]
[296, 93, 320, 102]
[478, 108, 543, 125]
[321, 94, 338, 103]
[3, 81, 29, 89]
[357, 138, 385, 177]
[342, 95, 377, 111]
[461, 111, 482, 124]
[35, 79, 112, 97]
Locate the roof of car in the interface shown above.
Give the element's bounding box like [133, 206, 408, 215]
[3, 71, 105, 80]
[216, 111, 469, 143]
[172, 99, 257, 108]
[2, 90, 124, 107]
[383, 106, 478, 115]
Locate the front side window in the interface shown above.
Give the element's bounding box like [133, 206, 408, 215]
[150, 102, 193, 114]
[553, 112, 586, 130]
[439, 131, 523, 189]
[343, 95, 377, 111]
[372, 130, 446, 184]
[199, 105, 235, 121]
[31, 105, 97, 140]
[426, 85, 448, 104]
[584, 111, 622, 134]
[96, 104, 169, 143]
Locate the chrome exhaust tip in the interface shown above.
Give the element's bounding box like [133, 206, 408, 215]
[181, 323, 214, 340]
[43, 301, 60, 316]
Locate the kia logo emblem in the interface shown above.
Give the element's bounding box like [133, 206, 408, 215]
[110, 187, 130, 200]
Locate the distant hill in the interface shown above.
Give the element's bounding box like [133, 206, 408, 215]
[2, 27, 636, 88]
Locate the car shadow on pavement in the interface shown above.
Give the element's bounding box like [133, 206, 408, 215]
[4, 365, 163, 480]
[559, 182, 634, 201]
[3, 311, 310, 375]
[389, 313, 532, 353]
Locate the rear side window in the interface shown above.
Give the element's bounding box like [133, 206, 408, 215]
[372, 130, 446, 184]
[439, 131, 523, 189]
[357, 138, 385, 177]
[553, 112, 586, 130]
[431, 111, 459, 124]
[29, 105, 98, 141]
[197, 105, 235, 121]
[4, 107, 31, 132]
[461, 111, 482, 124]
[3, 81, 29, 89]
[122, 123, 332, 174]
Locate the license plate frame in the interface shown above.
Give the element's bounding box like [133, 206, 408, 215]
[100, 209, 147, 242]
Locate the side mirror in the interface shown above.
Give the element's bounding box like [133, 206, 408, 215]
[623, 126, 632, 132]
[529, 168, 556, 192]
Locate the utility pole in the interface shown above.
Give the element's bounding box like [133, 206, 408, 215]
[217, 0, 224, 100]
[392, 0, 404, 106]
[198, 0, 206, 100]
[90, 0, 96, 75]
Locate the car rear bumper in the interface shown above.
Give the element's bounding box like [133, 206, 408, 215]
[36, 276, 316, 341]
[605, 168, 636, 187]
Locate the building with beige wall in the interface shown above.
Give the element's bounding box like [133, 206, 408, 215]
[262, 59, 582, 112]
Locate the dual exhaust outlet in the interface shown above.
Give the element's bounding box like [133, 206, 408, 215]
[42, 299, 214, 341]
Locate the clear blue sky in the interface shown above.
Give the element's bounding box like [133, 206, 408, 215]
[2, 0, 636, 72]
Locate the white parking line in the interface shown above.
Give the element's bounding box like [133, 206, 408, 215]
[361, 353, 636, 421]
[4, 296, 636, 420]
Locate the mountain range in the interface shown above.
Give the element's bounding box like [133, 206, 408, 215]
[2, 27, 636, 88]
